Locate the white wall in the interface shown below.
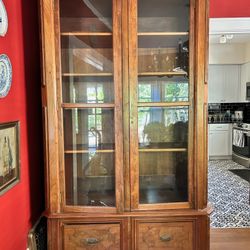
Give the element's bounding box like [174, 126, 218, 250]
[209, 42, 250, 65]
[209, 43, 246, 64]
[244, 43, 250, 63]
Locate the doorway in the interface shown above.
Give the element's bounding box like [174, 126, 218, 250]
[208, 18, 250, 229]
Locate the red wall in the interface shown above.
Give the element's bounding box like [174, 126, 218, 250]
[0, 0, 44, 249]
[210, 0, 250, 17]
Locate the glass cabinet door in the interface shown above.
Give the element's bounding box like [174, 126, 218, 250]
[130, 0, 193, 207]
[59, 0, 122, 209]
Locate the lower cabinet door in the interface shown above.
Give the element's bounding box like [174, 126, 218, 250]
[136, 221, 194, 250]
[63, 223, 120, 250]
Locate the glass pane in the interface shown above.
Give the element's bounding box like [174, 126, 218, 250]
[139, 151, 188, 204]
[138, 76, 189, 103]
[138, 107, 189, 204]
[60, 0, 112, 33]
[64, 108, 114, 151]
[65, 152, 115, 206]
[138, 36, 189, 74]
[138, 0, 189, 33]
[138, 107, 188, 148]
[62, 76, 114, 103]
[61, 35, 113, 75]
[64, 108, 115, 206]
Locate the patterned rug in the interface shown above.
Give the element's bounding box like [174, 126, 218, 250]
[208, 160, 250, 228]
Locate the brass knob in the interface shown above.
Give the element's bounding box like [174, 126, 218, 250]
[84, 238, 100, 245]
[160, 234, 172, 242]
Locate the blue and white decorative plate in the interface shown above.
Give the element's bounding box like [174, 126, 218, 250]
[0, 0, 8, 36]
[0, 54, 12, 98]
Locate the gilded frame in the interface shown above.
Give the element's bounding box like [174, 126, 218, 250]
[0, 121, 20, 195]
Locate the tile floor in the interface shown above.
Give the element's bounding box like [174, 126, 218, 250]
[208, 160, 250, 228]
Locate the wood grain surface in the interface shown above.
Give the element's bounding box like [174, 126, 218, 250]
[137, 221, 193, 250]
[64, 224, 120, 250]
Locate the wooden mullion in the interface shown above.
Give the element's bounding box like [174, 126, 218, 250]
[129, 0, 139, 210]
[54, 0, 68, 212]
[137, 202, 191, 211]
[122, 0, 131, 212]
[62, 103, 115, 109]
[139, 148, 187, 153]
[188, 0, 196, 210]
[138, 32, 189, 36]
[61, 32, 112, 36]
[138, 72, 188, 76]
[65, 149, 115, 154]
[113, 0, 124, 213]
[137, 102, 190, 107]
[62, 73, 113, 77]
[194, 0, 208, 210]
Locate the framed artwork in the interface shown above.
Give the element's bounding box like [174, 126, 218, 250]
[0, 121, 20, 195]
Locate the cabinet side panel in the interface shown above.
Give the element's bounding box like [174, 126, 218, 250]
[39, 0, 60, 213]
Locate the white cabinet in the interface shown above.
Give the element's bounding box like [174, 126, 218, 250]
[240, 62, 250, 102]
[208, 65, 240, 103]
[208, 124, 232, 159]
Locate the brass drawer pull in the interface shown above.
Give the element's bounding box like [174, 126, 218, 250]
[84, 238, 100, 245]
[160, 234, 172, 242]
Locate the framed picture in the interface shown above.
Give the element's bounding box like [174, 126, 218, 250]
[0, 121, 20, 195]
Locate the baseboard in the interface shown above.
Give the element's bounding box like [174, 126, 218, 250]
[209, 155, 232, 160]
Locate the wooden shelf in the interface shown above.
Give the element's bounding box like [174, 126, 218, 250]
[138, 32, 189, 36]
[137, 101, 190, 107]
[62, 103, 115, 109]
[62, 73, 113, 77]
[61, 32, 112, 36]
[139, 148, 187, 153]
[138, 72, 188, 76]
[84, 175, 115, 178]
[65, 149, 115, 154]
[139, 174, 175, 177]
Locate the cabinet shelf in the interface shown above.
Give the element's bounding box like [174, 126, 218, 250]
[139, 148, 187, 153]
[81, 175, 115, 178]
[62, 73, 113, 77]
[138, 72, 188, 76]
[137, 101, 190, 107]
[62, 103, 115, 108]
[138, 32, 189, 36]
[61, 32, 112, 36]
[65, 149, 115, 154]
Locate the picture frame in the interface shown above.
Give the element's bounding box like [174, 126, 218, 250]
[0, 121, 20, 195]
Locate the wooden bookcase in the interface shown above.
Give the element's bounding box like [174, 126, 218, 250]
[39, 0, 209, 249]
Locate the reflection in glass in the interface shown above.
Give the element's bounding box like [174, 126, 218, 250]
[138, 0, 189, 33]
[61, 36, 113, 75]
[138, 36, 189, 74]
[65, 153, 115, 206]
[60, 0, 116, 207]
[139, 151, 188, 204]
[138, 107, 188, 148]
[64, 108, 115, 206]
[62, 76, 114, 104]
[64, 108, 114, 151]
[138, 76, 188, 103]
[60, 0, 113, 33]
